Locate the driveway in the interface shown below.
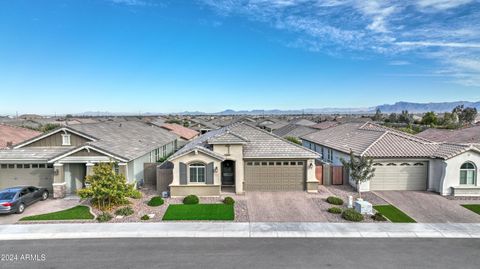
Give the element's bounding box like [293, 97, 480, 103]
[374, 191, 480, 223]
[246, 192, 327, 222]
[0, 197, 81, 224]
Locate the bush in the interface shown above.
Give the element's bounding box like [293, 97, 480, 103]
[342, 209, 364, 222]
[223, 197, 235, 205]
[371, 212, 387, 222]
[141, 214, 150, 221]
[115, 206, 134, 216]
[128, 189, 142, 199]
[327, 207, 342, 214]
[147, 196, 164, 207]
[183, 195, 199, 205]
[97, 212, 113, 222]
[326, 196, 344, 205]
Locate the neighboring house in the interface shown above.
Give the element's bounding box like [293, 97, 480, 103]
[0, 124, 42, 149]
[189, 118, 218, 134]
[159, 123, 199, 148]
[416, 126, 480, 145]
[301, 122, 480, 197]
[258, 119, 289, 132]
[167, 123, 319, 197]
[310, 121, 339, 130]
[273, 124, 317, 140]
[290, 118, 317, 126]
[0, 121, 178, 198]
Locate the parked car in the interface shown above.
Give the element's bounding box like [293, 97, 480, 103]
[0, 186, 49, 214]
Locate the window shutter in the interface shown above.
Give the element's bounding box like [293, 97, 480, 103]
[179, 162, 187, 185]
[206, 162, 214, 184]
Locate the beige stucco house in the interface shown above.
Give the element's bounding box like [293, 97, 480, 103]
[0, 121, 178, 198]
[167, 123, 319, 197]
[302, 122, 480, 197]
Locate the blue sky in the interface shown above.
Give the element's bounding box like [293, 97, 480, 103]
[0, 0, 479, 115]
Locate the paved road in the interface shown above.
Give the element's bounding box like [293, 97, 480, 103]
[1, 238, 479, 269]
[375, 191, 480, 223]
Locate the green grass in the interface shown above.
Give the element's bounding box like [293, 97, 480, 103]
[20, 205, 94, 221]
[162, 204, 234, 221]
[373, 205, 416, 223]
[461, 204, 480, 215]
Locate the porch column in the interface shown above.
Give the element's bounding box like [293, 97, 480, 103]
[86, 163, 95, 177]
[118, 162, 128, 181]
[306, 159, 319, 193]
[52, 163, 66, 199]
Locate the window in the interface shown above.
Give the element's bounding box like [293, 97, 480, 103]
[413, 163, 424, 166]
[8, 164, 14, 169]
[386, 163, 397, 166]
[47, 164, 53, 168]
[62, 134, 71, 146]
[189, 163, 205, 183]
[24, 164, 30, 169]
[276, 162, 282, 166]
[246, 162, 253, 166]
[400, 163, 411, 166]
[261, 162, 267, 166]
[32, 164, 39, 168]
[460, 162, 476, 185]
[268, 162, 274, 166]
[283, 161, 289, 166]
[373, 163, 383, 166]
[0, 164, 7, 169]
[326, 149, 333, 162]
[290, 161, 297, 166]
[297, 161, 304, 166]
[16, 164, 23, 169]
[39, 164, 46, 168]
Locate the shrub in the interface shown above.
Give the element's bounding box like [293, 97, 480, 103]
[371, 212, 387, 222]
[147, 196, 164, 207]
[115, 206, 134, 216]
[128, 189, 142, 199]
[327, 207, 342, 214]
[342, 209, 364, 222]
[326, 196, 344, 205]
[97, 212, 113, 222]
[141, 214, 150, 221]
[183, 195, 199, 205]
[223, 197, 235, 205]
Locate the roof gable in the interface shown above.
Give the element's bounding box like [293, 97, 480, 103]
[13, 127, 96, 149]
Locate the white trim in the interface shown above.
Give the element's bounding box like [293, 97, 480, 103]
[48, 145, 128, 163]
[52, 182, 66, 186]
[13, 127, 96, 149]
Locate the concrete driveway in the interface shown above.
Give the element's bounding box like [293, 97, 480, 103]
[246, 192, 327, 222]
[0, 197, 81, 224]
[374, 191, 480, 223]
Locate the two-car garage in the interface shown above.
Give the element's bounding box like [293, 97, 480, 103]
[369, 161, 428, 191]
[244, 160, 306, 191]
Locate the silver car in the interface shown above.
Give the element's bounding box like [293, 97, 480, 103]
[0, 186, 49, 214]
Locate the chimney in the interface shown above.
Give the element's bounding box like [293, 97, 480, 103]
[6, 141, 13, 148]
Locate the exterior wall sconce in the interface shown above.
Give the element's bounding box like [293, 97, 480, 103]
[54, 169, 59, 176]
[309, 163, 314, 169]
[214, 166, 219, 173]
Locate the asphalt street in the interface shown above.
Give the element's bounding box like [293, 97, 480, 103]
[1, 238, 479, 269]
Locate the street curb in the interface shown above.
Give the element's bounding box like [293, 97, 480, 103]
[1, 222, 480, 240]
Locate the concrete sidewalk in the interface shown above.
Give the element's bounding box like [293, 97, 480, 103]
[1, 222, 480, 240]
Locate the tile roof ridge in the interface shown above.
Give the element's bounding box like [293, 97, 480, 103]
[360, 131, 389, 157]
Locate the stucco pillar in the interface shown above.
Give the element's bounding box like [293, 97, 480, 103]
[306, 159, 319, 193]
[86, 163, 95, 177]
[52, 163, 66, 199]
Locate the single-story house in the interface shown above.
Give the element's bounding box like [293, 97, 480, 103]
[416, 125, 480, 144]
[0, 124, 41, 149]
[158, 123, 199, 148]
[0, 121, 178, 198]
[189, 118, 219, 134]
[272, 124, 317, 140]
[301, 122, 480, 197]
[167, 122, 319, 197]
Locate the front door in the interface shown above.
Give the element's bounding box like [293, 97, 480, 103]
[221, 160, 235, 186]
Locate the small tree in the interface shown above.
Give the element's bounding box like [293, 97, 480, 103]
[77, 162, 135, 210]
[372, 108, 383, 121]
[285, 136, 302, 145]
[421, 111, 437, 126]
[340, 151, 375, 199]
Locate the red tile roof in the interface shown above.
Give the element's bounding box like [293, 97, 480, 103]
[160, 123, 199, 140]
[0, 124, 42, 149]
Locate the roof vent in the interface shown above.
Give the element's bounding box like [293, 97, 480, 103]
[119, 123, 122, 127]
[6, 141, 13, 148]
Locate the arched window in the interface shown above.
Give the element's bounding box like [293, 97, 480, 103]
[460, 162, 476, 185]
[189, 163, 206, 183]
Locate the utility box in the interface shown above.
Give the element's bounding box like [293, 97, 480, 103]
[354, 200, 373, 215]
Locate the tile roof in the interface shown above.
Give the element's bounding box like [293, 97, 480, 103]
[290, 119, 317, 126]
[310, 121, 339, 130]
[160, 123, 199, 140]
[416, 125, 480, 144]
[170, 123, 319, 160]
[272, 124, 317, 138]
[301, 122, 478, 160]
[207, 131, 249, 144]
[0, 124, 42, 149]
[68, 121, 179, 160]
[0, 147, 73, 160]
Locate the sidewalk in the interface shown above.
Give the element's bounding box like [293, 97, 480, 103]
[1, 222, 480, 240]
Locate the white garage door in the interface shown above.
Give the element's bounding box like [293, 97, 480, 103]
[369, 161, 428, 191]
[244, 160, 305, 191]
[0, 164, 54, 191]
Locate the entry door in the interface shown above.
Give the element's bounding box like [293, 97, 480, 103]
[221, 161, 235, 186]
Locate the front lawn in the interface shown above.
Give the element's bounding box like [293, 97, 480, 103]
[461, 204, 480, 215]
[20, 205, 94, 221]
[373, 205, 416, 223]
[162, 204, 234, 221]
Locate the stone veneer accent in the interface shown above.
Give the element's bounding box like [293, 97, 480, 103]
[53, 182, 67, 199]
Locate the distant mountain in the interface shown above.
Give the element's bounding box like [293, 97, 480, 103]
[376, 101, 480, 113]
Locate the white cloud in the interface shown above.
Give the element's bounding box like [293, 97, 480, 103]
[109, 0, 147, 6]
[389, 60, 410, 66]
[396, 41, 480, 48]
[416, 0, 473, 10]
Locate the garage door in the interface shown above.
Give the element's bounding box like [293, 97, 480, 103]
[0, 164, 54, 191]
[244, 160, 305, 191]
[369, 161, 427, 191]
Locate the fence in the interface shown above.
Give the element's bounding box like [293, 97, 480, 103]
[316, 163, 348, 186]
